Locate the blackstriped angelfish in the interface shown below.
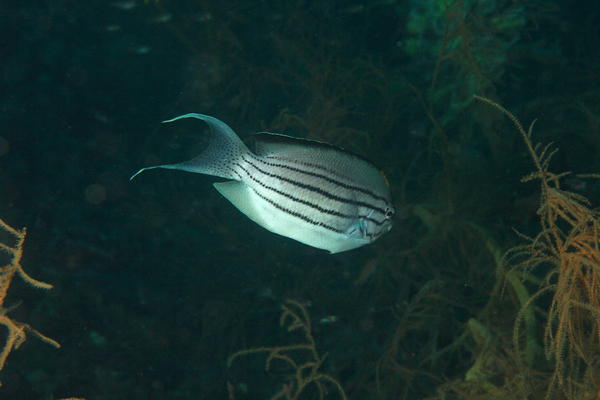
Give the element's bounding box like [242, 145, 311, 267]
[131, 114, 394, 253]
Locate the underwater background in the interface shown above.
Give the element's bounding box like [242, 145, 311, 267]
[1, 0, 600, 399]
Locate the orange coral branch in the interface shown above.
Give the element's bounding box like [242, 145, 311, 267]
[476, 95, 600, 399]
[0, 217, 59, 386]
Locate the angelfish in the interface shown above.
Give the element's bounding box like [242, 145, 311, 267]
[131, 114, 394, 253]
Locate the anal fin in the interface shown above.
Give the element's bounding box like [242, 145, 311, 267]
[213, 181, 268, 228]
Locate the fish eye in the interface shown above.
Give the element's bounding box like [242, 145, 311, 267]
[385, 207, 394, 219]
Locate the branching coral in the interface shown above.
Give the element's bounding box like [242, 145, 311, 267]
[477, 95, 600, 399]
[227, 300, 347, 400]
[0, 217, 59, 385]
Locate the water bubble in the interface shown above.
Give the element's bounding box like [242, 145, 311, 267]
[85, 184, 107, 205]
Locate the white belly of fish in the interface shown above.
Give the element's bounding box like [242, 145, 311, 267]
[213, 169, 364, 254]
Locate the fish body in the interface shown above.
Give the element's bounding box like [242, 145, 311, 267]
[131, 114, 394, 253]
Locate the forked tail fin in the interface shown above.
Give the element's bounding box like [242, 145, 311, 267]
[130, 113, 249, 180]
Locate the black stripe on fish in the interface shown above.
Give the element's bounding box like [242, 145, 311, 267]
[242, 155, 388, 217]
[252, 188, 346, 234]
[235, 162, 386, 226]
[261, 156, 389, 203]
[254, 132, 378, 167]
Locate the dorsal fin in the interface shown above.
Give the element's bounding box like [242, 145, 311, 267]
[253, 132, 389, 195]
[254, 132, 371, 162]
